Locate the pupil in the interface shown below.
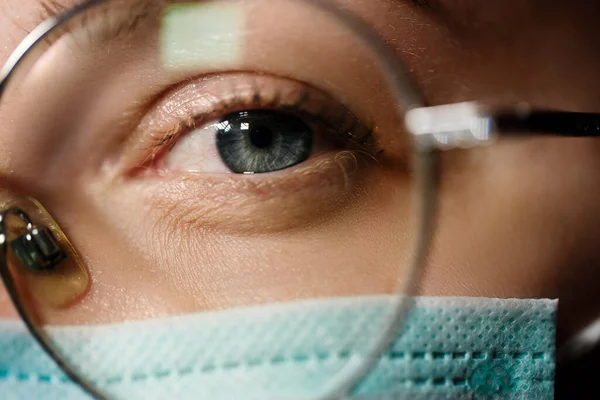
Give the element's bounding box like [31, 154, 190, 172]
[249, 125, 274, 149]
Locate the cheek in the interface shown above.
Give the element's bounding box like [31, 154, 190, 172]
[14, 156, 415, 324]
[0, 0, 67, 319]
[422, 137, 600, 339]
[0, 287, 18, 318]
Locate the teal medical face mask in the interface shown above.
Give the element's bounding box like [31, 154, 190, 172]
[0, 296, 556, 400]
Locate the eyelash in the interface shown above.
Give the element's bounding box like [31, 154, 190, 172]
[139, 75, 379, 170]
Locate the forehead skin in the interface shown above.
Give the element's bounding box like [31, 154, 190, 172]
[2, 0, 600, 107]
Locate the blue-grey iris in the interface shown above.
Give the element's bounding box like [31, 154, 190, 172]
[215, 110, 313, 174]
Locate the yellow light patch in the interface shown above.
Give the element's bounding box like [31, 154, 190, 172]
[161, 2, 244, 70]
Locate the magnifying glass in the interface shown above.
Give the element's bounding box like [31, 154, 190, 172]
[0, 1, 435, 398]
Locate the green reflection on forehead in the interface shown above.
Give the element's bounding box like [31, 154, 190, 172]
[161, 2, 244, 70]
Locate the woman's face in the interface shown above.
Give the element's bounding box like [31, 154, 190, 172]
[1, 0, 600, 354]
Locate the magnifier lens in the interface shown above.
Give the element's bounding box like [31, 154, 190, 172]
[0, 1, 427, 398]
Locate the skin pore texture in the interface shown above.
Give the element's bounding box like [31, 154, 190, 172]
[1, 0, 600, 396]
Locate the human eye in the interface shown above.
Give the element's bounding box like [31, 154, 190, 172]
[131, 73, 376, 177]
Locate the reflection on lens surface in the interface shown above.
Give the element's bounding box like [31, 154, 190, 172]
[0, 0, 427, 398]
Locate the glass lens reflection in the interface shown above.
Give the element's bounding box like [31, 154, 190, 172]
[0, 0, 424, 398]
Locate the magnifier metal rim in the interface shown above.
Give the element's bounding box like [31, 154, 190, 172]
[0, 1, 438, 399]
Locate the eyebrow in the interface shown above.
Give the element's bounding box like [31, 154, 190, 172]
[39, 0, 85, 20]
[37, 0, 156, 28]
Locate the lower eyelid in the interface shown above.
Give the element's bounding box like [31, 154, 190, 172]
[123, 150, 377, 234]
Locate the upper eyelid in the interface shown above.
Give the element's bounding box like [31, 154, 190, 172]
[167, 77, 371, 138]
[140, 73, 371, 137]
[153, 101, 374, 155]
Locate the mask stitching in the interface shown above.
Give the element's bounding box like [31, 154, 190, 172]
[0, 373, 554, 387]
[387, 351, 550, 360]
[0, 350, 554, 385]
